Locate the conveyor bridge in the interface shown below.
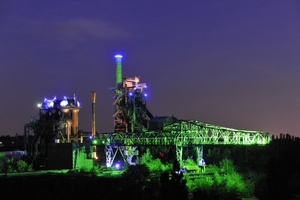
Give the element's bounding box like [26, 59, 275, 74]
[93, 119, 270, 167]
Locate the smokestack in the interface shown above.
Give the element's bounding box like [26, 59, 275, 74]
[91, 91, 96, 137]
[115, 54, 123, 85]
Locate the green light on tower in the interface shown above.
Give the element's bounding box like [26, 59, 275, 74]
[115, 54, 123, 84]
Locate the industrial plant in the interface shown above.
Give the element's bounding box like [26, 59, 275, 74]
[23, 55, 271, 171]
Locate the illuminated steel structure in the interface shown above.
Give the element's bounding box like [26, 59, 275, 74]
[23, 54, 271, 169]
[112, 54, 153, 133]
[24, 95, 82, 159]
[92, 55, 271, 168]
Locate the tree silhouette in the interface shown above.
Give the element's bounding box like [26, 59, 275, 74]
[159, 160, 189, 200]
[120, 164, 160, 200]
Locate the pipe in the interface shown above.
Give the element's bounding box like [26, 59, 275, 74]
[91, 91, 96, 137]
[60, 108, 71, 142]
[91, 91, 97, 161]
[66, 120, 72, 143]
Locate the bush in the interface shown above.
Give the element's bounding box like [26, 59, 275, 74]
[219, 159, 235, 173]
[0, 152, 33, 173]
[17, 160, 28, 172]
[140, 148, 172, 172]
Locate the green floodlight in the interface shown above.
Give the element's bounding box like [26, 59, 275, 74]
[91, 138, 99, 145]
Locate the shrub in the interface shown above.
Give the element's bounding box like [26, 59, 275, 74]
[17, 160, 28, 172]
[140, 148, 172, 172]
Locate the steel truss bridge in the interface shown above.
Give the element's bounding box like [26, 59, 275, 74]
[93, 119, 270, 168]
[93, 60, 271, 168]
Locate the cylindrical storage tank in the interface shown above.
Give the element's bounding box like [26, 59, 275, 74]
[71, 108, 79, 135]
[60, 108, 70, 122]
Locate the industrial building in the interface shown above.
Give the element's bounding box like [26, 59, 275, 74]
[24, 55, 271, 170]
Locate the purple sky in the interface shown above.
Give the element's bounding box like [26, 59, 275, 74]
[1, 1, 300, 137]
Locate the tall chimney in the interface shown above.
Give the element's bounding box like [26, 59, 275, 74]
[91, 91, 96, 137]
[115, 54, 123, 85]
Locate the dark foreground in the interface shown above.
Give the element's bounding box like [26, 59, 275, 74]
[0, 174, 123, 199]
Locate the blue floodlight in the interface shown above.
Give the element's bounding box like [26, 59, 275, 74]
[115, 54, 123, 63]
[115, 54, 123, 58]
[115, 162, 122, 170]
[60, 100, 68, 107]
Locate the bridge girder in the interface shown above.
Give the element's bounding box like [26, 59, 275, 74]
[94, 119, 270, 167]
[96, 120, 270, 147]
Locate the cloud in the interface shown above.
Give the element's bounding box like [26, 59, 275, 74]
[53, 18, 131, 40]
[21, 18, 132, 50]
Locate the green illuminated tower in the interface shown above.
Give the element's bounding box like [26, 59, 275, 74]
[115, 54, 123, 85]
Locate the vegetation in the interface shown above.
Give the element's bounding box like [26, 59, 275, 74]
[1, 133, 300, 199]
[139, 148, 173, 172]
[0, 152, 33, 174]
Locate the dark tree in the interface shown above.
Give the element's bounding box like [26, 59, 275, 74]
[159, 160, 189, 200]
[119, 164, 160, 200]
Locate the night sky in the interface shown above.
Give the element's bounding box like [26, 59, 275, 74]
[1, 1, 300, 137]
